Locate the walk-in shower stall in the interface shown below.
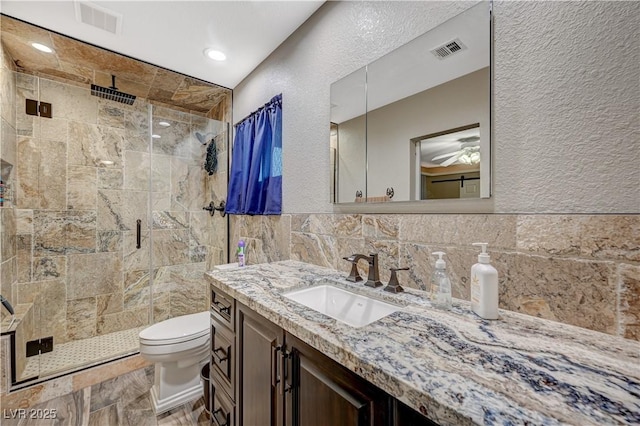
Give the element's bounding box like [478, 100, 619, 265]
[0, 68, 230, 387]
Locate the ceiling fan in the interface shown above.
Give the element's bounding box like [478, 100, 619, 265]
[431, 136, 481, 167]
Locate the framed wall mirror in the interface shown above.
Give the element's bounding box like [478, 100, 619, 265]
[330, 1, 491, 204]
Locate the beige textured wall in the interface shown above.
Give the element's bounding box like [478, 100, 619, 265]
[231, 214, 639, 341]
[230, 1, 639, 343]
[233, 1, 640, 213]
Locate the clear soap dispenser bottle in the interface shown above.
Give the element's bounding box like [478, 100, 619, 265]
[430, 252, 452, 310]
[470, 243, 499, 319]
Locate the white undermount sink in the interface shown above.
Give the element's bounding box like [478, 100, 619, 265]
[283, 284, 401, 327]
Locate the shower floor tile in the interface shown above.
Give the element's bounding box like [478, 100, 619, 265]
[21, 327, 146, 380]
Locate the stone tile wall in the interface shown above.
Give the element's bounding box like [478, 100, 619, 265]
[0, 26, 229, 394]
[0, 334, 9, 394]
[231, 214, 639, 341]
[7, 72, 228, 349]
[0, 27, 18, 323]
[0, 302, 39, 385]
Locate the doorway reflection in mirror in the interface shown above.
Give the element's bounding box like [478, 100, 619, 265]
[414, 124, 481, 200]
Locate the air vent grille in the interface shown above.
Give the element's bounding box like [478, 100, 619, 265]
[75, 1, 122, 35]
[431, 38, 467, 59]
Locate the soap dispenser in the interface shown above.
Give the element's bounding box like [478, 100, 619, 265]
[470, 243, 499, 320]
[430, 252, 452, 310]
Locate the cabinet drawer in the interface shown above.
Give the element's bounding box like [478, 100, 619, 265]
[211, 317, 235, 397]
[211, 286, 235, 330]
[211, 379, 236, 426]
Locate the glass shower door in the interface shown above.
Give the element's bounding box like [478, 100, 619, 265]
[4, 72, 156, 386]
[149, 106, 228, 324]
[4, 70, 51, 384]
[2, 69, 230, 386]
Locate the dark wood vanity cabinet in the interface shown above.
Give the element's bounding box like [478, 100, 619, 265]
[286, 333, 391, 426]
[237, 302, 390, 426]
[211, 286, 436, 426]
[236, 304, 287, 426]
[210, 286, 237, 426]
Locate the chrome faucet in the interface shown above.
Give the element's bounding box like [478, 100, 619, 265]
[342, 253, 383, 288]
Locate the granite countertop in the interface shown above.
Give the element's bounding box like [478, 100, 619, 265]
[205, 260, 640, 426]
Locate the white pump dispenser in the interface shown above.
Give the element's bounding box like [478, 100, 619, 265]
[430, 252, 452, 310]
[470, 243, 499, 320]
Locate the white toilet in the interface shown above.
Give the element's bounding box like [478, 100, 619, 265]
[139, 311, 210, 414]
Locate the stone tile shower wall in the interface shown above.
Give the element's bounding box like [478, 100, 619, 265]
[231, 214, 639, 341]
[0, 38, 17, 320]
[0, 38, 24, 388]
[7, 73, 226, 346]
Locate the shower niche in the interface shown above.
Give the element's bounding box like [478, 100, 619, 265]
[0, 62, 231, 388]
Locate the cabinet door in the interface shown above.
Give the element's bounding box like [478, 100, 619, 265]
[287, 334, 391, 426]
[237, 303, 285, 426]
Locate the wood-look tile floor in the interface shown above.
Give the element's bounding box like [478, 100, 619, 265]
[3, 366, 210, 425]
[88, 395, 210, 426]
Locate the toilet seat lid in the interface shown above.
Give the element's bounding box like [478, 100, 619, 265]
[139, 311, 209, 345]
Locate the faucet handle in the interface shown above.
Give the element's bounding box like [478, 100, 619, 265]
[342, 255, 363, 282]
[364, 253, 383, 288]
[384, 267, 409, 293]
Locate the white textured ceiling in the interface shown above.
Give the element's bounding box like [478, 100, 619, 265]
[0, 0, 324, 89]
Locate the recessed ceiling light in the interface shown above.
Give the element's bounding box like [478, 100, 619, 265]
[152, 134, 161, 139]
[158, 121, 171, 127]
[31, 42, 53, 53]
[204, 48, 226, 61]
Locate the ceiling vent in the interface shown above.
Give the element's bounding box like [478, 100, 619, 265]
[74, 1, 123, 35]
[431, 38, 467, 60]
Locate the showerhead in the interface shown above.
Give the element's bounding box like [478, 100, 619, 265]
[195, 132, 214, 145]
[91, 75, 136, 105]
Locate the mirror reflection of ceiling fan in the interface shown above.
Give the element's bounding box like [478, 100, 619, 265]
[431, 136, 480, 167]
